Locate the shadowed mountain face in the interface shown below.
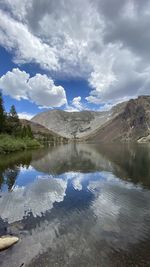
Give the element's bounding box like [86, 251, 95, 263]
[86, 96, 150, 142]
[31, 96, 150, 141]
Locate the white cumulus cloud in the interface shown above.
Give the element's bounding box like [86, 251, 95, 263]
[0, 0, 150, 106]
[18, 112, 35, 120]
[65, 96, 86, 112]
[72, 96, 83, 110]
[0, 68, 67, 108]
[0, 9, 59, 71]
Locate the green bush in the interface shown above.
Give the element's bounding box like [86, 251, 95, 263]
[0, 134, 40, 154]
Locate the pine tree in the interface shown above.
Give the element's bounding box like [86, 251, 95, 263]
[9, 105, 21, 136]
[21, 126, 27, 138]
[0, 92, 5, 133]
[26, 125, 34, 139]
[10, 105, 18, 118]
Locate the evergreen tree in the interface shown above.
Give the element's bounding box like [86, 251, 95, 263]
[21, 125, 34, 139]
[0, 92, 5, 133]
[26, 125, 34, 139]
[9, 105, 21, 136]
[10, 105, 18, 118]
[21, 126, 27, 138]
[5, 113, 13, 135]
[0, 96, 34, 140]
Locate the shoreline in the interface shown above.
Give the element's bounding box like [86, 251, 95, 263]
[0, 134, 41, 154]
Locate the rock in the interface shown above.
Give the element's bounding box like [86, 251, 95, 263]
[138, 134, 150, 143]
[0, 236, 19, 251]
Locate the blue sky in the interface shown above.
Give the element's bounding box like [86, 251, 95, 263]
[0, 46, 94, 118]
[0, 0, 150, 119]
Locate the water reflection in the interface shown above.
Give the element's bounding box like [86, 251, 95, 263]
[31, 143, 150, 186]
[0, 150, 32, 191]
[0, 143, 150, 267]
[31, 143, 114, 174]
[0, 177, 67, 223]
[0, 143, 150, 190]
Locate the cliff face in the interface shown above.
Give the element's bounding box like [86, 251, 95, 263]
[32, 110, 108, 138]
[31, 96, 150, 142]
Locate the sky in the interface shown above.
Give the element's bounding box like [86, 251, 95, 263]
[0, 0, 150, 120]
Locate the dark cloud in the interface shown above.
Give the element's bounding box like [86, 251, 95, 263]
[26, 0, 62, 32]
[104, 14, 150, 61]
[93, 0, 150, 63]
[96, 0, 128, 19]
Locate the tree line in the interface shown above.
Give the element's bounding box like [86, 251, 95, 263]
[0, 92, 33, 138]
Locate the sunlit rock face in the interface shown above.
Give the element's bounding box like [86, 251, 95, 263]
[0, 177, 67, 223]
[31, 109, 117, 138]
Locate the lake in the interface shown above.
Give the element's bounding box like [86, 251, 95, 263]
[0, 143, 150, 267]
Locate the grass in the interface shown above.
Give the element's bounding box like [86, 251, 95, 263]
[0, 134, 41, 154]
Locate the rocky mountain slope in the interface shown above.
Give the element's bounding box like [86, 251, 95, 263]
[21, 119, 68, 142]
[31, 96, 150, 142]
[32, 102, 126, 139]
[85, 96, 150, 142]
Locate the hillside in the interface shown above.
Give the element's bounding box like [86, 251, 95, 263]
[21, 119, 68, 142]
[85, 96, 150, 142]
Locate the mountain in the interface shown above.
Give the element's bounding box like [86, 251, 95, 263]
[20, 119, 68, 142]
[85, 96, 150, 142]
[31, 102, 126, 139]
[31, 96, 150, 142]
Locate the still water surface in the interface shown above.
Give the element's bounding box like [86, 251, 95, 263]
[0, 143, 150, 267]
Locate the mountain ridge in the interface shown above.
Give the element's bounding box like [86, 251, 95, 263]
[31, 96, 150, 142]
[84, 96, 150, 142]
[32, 101, 126, 139]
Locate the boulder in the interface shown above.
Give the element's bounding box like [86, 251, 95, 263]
[0, 236, 19, 251]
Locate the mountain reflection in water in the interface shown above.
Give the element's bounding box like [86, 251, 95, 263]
[0, 143, 150, 267]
